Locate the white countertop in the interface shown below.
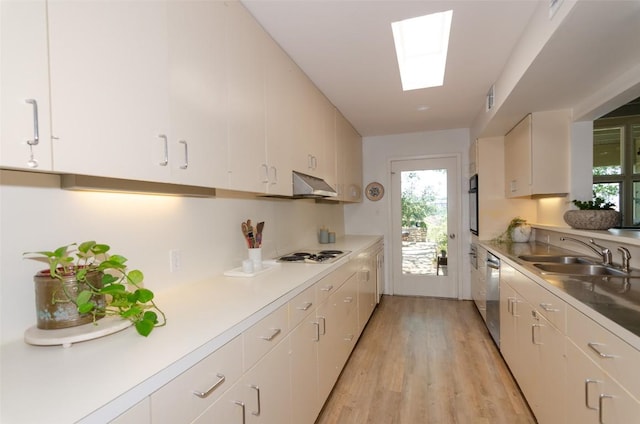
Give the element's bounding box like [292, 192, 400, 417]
[0, 235, 382, 424]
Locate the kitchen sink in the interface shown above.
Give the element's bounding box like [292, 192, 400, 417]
[518, 254, 591, 264]
[533, 263, 629, 276]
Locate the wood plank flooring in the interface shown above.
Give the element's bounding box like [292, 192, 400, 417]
[315, 295, 536, 424]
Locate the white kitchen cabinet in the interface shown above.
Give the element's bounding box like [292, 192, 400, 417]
[264, 35, 296, 196]
[243, 303, 288, 372]
[566, 339, 640, 424]
[47, 1, 172, 182]
[290, 316, 321, 424]
[335, 111, 363, 202]
[109, 398, 151, 424]
[150, 336, 243, 424]
[357, 246, 377, 335]
[225, 0, 268, 193]
[0, 0, 52, 171]
[499, 261, 567, 423]
[504, 110, 570, 198]
[471, 246, 487, 321]
[197, 337, 292, 424]
[166, 0, 229, 187]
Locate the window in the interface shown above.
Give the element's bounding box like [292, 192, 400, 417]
[593, 101, 640, 226]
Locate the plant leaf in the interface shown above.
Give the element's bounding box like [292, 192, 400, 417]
[135, 319, 154, 337]
[128, 270, 144, 285]
[136, 288, 154, 303]
[143, 310, 158, 324]
[77, 241, 96, 254]
[76, 290, 93, 305]
[78, 302, 95, 314]
[100, 284, 127, 295]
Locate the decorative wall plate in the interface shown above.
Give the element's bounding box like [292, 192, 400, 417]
[365, 182, 384, 201]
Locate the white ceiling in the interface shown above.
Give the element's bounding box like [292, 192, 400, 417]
[241, 0, 640, 139]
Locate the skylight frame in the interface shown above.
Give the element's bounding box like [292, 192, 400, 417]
[391, 10, 453, 91]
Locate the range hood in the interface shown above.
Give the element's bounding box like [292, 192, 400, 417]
[292, 171, 337, 198]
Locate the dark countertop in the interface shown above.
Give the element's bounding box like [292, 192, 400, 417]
[481, 241, 640, 347]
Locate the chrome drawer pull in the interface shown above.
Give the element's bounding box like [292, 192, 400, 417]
[25, 99, 39, 146]
[313, 322, 320, 342]
[158, 134, 168, 166]
[344, 334, 354, 341]
[320, 285, 334, 292]
[193, 373, 226, 398]
[344, 296, 353, 303]
[318, 316, 326, 335]
[599, 394, 613, 424]
[179, 140, 188, 169]
[539, 303, 560, 312]
[296, 302, 313, 311]
[259, 328, 281, 342]
[588, 342, 616, 359]
[531, 323, 543, 345]
[584, 379, 599, 410]
[233, 401, 246, 424]
[250, 385, 261, 416]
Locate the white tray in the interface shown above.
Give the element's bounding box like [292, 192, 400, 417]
[224, 262, 278, 278]
[24, 316, 132, 348]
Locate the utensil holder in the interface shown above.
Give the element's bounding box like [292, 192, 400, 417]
[248, 247, 263, 270]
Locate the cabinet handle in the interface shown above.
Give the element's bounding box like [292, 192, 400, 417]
[233, 401, 246, 424]
[507, 298, 513, 314]
[261, 164, 269, 183]
[179, 140, 188, 169]
[158, 134, 168, 166]
[25, 99, 39, 146]
[318, 316, 326, 335]
[312, 155, 318, 169]
[259, 328, 281, 342]
[313, 321, 320, 342]
[250, 385, 261, 416]
[193, 373, 226, 398]
[320, 285, 333, 292]
[344, 334, 354, 341]
[343, 296, 353, 303]
[297, 302, 313, 311]
[585, 379, 599, 410]
[599, 394, 613, 424]
[539, 303, 559, 312]
[588, 342, 616, 359]
[531, 323, 543, 345]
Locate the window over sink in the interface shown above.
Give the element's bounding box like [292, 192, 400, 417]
[593, 96, 640, 226]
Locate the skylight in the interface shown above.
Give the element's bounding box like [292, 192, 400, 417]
[391, 10, 453, 91]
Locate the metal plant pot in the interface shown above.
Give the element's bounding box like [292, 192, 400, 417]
[34, 269, 106, 329]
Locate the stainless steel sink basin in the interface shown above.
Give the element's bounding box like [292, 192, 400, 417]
[533, 263, 629, 276]
[518, 255, 591, 264]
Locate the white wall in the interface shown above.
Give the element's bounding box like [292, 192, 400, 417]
[0, 170, 344, 343]
[344, 128, 471, 299]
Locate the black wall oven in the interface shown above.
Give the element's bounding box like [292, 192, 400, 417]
[469, 174, 478, 235]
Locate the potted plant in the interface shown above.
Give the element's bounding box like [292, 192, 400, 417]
[564, 197, 621, 230]
[24, 241, 166, 337]
[494, 217, 532, 244]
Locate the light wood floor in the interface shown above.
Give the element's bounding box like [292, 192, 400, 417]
[315, 295, 537, 424]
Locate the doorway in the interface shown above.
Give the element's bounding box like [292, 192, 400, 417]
[390, 156, 459, 298]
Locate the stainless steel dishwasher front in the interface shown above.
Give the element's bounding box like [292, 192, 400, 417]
[485, 251, 500, 346]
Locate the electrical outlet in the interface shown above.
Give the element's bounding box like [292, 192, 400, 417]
[169, 249, 181, 272]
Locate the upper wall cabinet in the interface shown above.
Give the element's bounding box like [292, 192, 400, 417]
[47, 1, 227, 188]
[0, 0, 53, 171]
[504, 110, 571, 198]
[336, 111, 363, 202]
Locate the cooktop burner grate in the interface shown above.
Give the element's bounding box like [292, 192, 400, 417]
[277, 249, 348, 264]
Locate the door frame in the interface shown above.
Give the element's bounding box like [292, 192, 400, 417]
[386, 153, 463, 298]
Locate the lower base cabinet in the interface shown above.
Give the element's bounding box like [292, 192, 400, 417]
[150, 246, 381, 424]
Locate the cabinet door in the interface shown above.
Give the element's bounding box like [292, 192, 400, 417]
[0, 0, 52, 171]
[290, 319, 320, 424]
[504, 114, 532, 197]
[357, 252, 376, 334]
[499, 280, 519, 368]
[48, 1, 171, 181]
[225, 1, 267, 193]
[316, 294, 345, 402]
[566, 340, 640, 424]
[166, 0, 228, 188]
[335, 111, 362, 202]
[264, 36, 294, 196]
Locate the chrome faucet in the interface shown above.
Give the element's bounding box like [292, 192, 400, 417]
[618, 246, 631, 272]
[559, 237, 612, 266]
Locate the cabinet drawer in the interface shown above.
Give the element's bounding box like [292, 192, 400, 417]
[151, 336, 242, 424]
[504, 265, 565, 331]
[567, 305, 640, 400]
[289, 284, 316, 329]
[316, 262, 356, 304]
[243, 303, 288, 371]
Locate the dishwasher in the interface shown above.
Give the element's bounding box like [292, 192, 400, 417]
[485, 251, 500, 347]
